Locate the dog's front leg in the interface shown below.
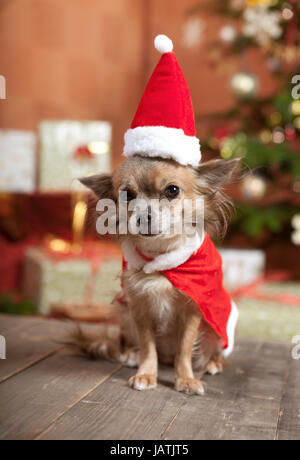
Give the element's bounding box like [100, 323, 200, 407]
[175, 310, 204, 395]
[128, 304, 158, 391]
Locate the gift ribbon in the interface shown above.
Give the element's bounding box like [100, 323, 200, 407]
[230, 271, 300, 307]
[43, 239, 122, 305]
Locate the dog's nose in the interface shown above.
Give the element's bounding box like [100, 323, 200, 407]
[137, 212, 151, 226]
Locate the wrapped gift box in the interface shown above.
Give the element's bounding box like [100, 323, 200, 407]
[38, 120, 112, 191]
[0, 129, 36, 192]
[237, 282, 300, 343]
[219, 248, 265, 289]
[22, 241, 122, 316]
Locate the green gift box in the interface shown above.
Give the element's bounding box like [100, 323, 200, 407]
[23, 242, 122, 317]
[237, 282, 300, 344]
[38, 120, 112, 192]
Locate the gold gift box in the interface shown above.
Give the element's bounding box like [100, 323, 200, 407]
[23, 241, 122, 318]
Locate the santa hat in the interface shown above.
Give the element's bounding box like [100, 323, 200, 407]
[123, 34, 201, 167]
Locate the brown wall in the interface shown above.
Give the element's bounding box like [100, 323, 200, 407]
[0, 0, 146, 166]
[0, 0, 278, 165]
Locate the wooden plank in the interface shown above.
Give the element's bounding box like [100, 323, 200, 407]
[0, 351, 121, 440]
[276, 350, 300, 440]
[0, 313, 41, 335]
[1, 314, 296, 441]
[38, 339, 292, 441]
[38, 365, 187, 440]
[0, 315, 68, 383]
[162, 340, 291, 440]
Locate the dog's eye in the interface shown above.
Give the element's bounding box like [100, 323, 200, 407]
[164, 184, 180, 199]
[119, 189, 135, 202]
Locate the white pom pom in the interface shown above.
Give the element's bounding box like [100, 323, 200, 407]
[154, 34, 173, 54]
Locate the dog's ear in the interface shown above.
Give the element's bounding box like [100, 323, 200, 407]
[193, 158, 241, 239]
[79, 174, 115, 200]
[195, 158, 241, 190]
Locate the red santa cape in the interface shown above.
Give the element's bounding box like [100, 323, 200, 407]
[121, 234, 238, 357]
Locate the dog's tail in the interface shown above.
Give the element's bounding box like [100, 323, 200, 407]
[65, 322, 122, 361]
[63, 299, 139, 368]
[63, 300, 123, 361]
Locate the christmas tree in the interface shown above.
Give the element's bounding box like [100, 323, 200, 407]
[188, 0, 300, 245]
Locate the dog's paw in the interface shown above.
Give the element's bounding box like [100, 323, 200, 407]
[175, 378, 205, 395]
[128, 374, 157, 391]
[120, 349, 139, 368]
[205, 360, 223, 376]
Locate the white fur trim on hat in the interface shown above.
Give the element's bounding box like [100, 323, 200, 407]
[123, 126, 201, 167]
[154, 34, 173, 54]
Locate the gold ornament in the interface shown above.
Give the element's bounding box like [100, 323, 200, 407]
[242, 174, 267, 200]
[259, 129, 272, 144]
[293, 117, 300, 130]
[246, 0, 277, 6]
[230, 72, 259, 98]
[291, 101, 300, 116]
[268, 111, 282, 127]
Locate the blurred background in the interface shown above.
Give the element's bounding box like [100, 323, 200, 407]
[0, 0, 299, 343]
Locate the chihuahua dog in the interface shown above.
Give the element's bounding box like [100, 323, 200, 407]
[70, 155, 240, 395]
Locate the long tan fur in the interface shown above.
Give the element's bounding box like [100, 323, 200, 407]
[66, 155, 240, 395]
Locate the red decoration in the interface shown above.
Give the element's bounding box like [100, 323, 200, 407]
[285, 125, 296, 141]
[73, 145, 94, 160]
[123, 235, 235, 352]
[230, 271, 300, 307]
[213, 125, 233, 141]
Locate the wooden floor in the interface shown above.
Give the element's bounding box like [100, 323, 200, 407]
[0, 314, 299, 440]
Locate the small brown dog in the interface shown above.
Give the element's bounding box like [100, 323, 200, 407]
[69, 34, 240, 395]
[71, 154, 240, 395]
